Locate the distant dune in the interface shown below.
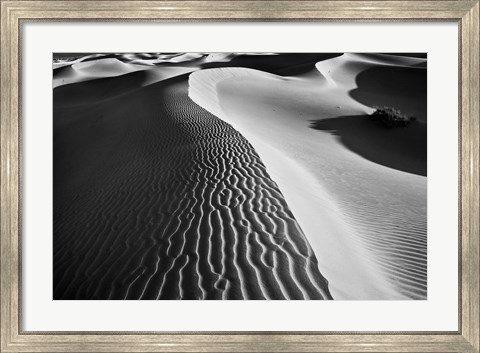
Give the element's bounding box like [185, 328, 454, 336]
[53, 52, 427, 300]
[53, 58, 195, 89]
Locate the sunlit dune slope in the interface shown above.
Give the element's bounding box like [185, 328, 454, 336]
[189, 53, 427, 299]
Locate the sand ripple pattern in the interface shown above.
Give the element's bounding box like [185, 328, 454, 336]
[334, 190, 427, 299]
[53, 76, 332, 300]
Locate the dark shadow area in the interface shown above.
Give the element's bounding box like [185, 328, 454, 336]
[54, 70, 150, 107]
[310, 115, 427, 176]
[53, 74, 190, 205]
[200, 53, 343, 76]
[349, 65, 427, 123]
[53, 52, 97, 61]
[53, 64, 74, 76]
[378, 53, 427, 59]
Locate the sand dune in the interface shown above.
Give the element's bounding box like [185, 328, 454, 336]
[53, 52, 340, 89]
[53, 74, 332, 300]
[53, 58, 147, 88]
[73, 57, 142, 75]
[53, 52, 427, 300]
[54, 66, 196, 106]
[53, 57, 196, 89]
[189, 53, 427, 299]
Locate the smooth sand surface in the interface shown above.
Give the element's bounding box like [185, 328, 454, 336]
[53, 55, 332, 299]
[189, 53, 427, 299]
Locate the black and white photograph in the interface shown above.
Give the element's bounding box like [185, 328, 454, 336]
[53, 52, 427, 300]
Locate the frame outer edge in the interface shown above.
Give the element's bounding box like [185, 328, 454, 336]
[1, 1, 479, 353]
[0, 1, 5, 347]
[461, 2, 480, 352]
[2, 2, 20, 353]
[0, 1, 477, 20]
[1, 2, 16, 352]
[6, 0, 22, 351]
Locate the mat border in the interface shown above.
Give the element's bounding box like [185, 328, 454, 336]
[1, 1, 479, 352]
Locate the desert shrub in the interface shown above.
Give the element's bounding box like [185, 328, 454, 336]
[369, 107, 416, 128]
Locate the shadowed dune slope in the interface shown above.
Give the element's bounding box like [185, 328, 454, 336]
[350, 66, 427, 123]
[54, 70, 152, 106]
[53, 75, 332, 300]
[379, 53, 427, 59]
[311, 115, 427, 176]
[201, 53, 343, 76]
[315, 53, 427, 122]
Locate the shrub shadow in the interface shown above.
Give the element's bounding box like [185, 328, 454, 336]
[310, 115, 427, 176]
